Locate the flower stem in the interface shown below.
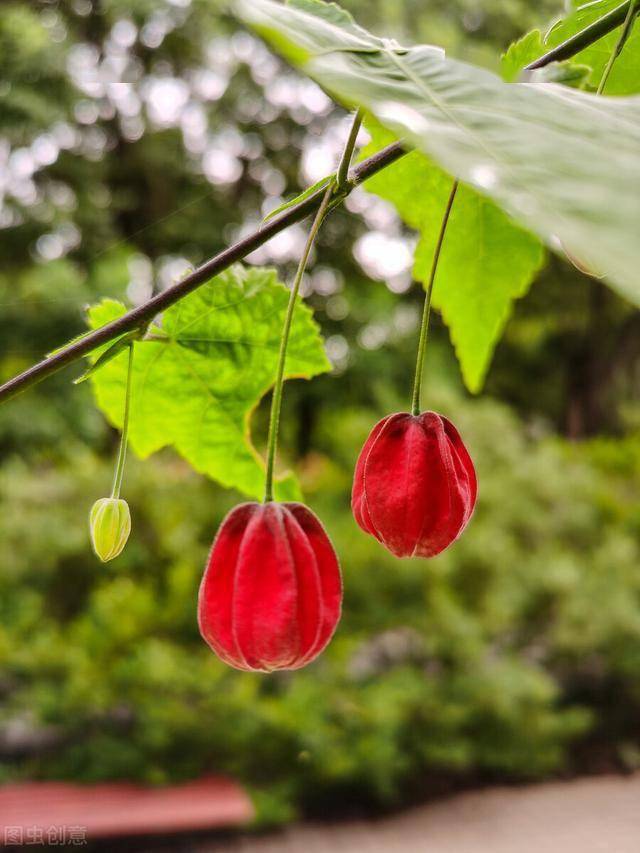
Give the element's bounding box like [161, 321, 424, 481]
[597, 0, 639, 94]
[111, 343, 134, 500]
[263, 107, 365, 502]
[336, 108, 364, 190]
[410, 179, 458, 416]
[263, 183, 334, 502]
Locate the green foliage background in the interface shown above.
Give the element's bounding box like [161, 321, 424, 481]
[2, 0, 640, 827]
[5, 388, 640, 822]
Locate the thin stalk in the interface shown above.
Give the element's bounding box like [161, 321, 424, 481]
[525, 0, 636, 70]
[111, 343, 134, 499]
[410, 180, 458, 416]
[336, 108, 364, 190]
[263, 183, 334, 502]
[597, 0, 639, 93]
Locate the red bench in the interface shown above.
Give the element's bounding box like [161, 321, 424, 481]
[0, 776, 253, 844]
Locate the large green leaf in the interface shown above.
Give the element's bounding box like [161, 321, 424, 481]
[236, 0, 640, 307]
[86, 265, 330, 500]
[362, 122, 544, 393]
[546, 0, 640, 94]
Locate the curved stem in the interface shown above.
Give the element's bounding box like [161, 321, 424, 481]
[111, 343, 134, 500]
[410, 180, 458, 416]
[263, 183, 334, 502]
[597, 0, 639, 94]
[336, 108, 364, 190]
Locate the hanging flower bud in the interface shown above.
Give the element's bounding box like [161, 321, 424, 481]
[89, 498, 131, 562]
[198, 501, 342, 672]
[352, 411, 477, 558]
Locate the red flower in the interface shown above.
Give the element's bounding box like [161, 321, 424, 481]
[352, 411, 477, 558]
[198, 502, 342, 672]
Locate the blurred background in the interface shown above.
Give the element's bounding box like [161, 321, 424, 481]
[3, 0, 640, 848]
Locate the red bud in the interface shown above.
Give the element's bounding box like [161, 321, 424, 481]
[198, 502, 342, 672]
[352, 411, 477, 558]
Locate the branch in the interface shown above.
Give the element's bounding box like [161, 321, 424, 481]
[0, 141, 405, 404]
[525, 0, 637, 70]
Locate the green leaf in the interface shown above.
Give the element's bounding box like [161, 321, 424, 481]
[263, 174, 334, 224]
[500, 30, 590, 87]
[85, 265, 330, 500]
[536, 61, 592, 88]
[362, 121, 544, 392]
[287, 0, 363, 33]
[73, 332, 140, 384]
[501, 30, 546, 81]
[235, 0, 640, 308]
[546, 0, 640, 94]
[246, 0, 379, 66]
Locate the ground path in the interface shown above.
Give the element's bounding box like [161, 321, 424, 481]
[202, 773, 640, 853]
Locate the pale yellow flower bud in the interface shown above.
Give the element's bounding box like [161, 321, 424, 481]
[89, 498, 131, 562]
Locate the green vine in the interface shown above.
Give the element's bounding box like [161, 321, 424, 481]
[263, 109, 364, 501]
[410, 180, 458, 416]
[111, 343, 134, 500]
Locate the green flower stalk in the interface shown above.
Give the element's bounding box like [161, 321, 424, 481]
[89, 343, 134, 562]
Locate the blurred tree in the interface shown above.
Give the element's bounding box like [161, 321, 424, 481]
[2, 0, 640, 825]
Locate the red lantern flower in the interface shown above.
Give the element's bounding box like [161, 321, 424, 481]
[198, 501, 342, 672]
[352, 411, 477, 558]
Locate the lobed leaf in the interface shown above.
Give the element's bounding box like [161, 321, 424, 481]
[85, 265, 330, 500]
[362, 121, 544, 393]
